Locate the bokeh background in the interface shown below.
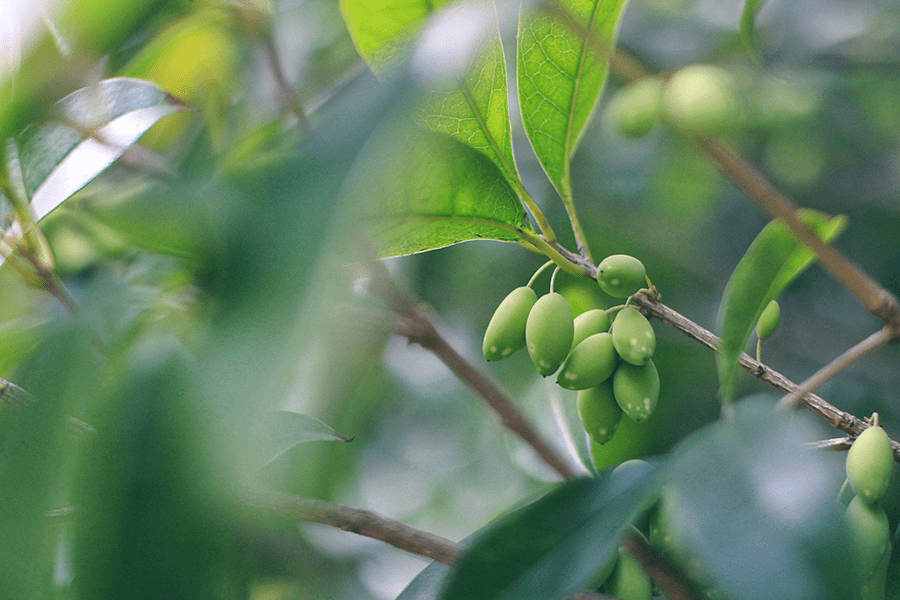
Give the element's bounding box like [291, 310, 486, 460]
[1, 0, 899, 598]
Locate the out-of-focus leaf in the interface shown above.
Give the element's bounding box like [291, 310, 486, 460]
[518, 0, 627, 204]
[716, 209, 846, 401]
[667, 397, 855, 600]
[439, 461, 661, 600]
[250, 410, 350, 468]
[345, 122, 531, 257]
[339, 0, 454, 74]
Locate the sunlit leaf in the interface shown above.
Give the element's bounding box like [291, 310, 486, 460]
[716, 209, 846, 401]
[518, 0, 628, 203]
[439, 461, 661, 600]
[667, 397, 855, 600]
[345, 122, 531, 257]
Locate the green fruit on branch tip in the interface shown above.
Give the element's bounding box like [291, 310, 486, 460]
[661, 65, 738, 135]
[613, 360, 660, 423]
[525, 292, 574, 376]
[597, 254, 647, 298]
[605, 545, 652, 600]
[577, 383, 622, 445]
[483, 286, 537, 361]
[557, 332, 618, 390]
[607, 76, 664, 138]
[612, 307, 656, 366]
[756, 300, 780, 339]
[846, 425, 894, 504]
[845, 495, 890, 579]
[572, 309, 612, 350]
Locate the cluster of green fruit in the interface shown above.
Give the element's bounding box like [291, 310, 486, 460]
[843, 419, 895, 600]
[607, 64, 738, 138]
[483, 255, 659, 444]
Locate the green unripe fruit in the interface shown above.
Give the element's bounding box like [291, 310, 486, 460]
[557, 333, 618, 390]
[483, 287, 538, 361]
[525, 293, 574, 376]
[572, 309, 612, 350]
[596, 255, 647, 298]
[613, 360, 660, 423]
[607, 77, 664, 138]
[605, 546, 652, 600]
[611, 308, 656, 366]
[845, 495, 890, 578]
[662, 65, 738, 135]
[577, 383, 622, 444]
[756, 300, 781, 339]
[846, 425, 894, 504]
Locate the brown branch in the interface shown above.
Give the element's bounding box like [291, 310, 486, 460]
[624, 534, 707, 600]
[629, 293, 900, 460]
[243, 489, 462, 565]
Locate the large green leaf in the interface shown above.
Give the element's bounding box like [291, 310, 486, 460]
[345, 122, 531, 257]
[667, 397, 855, 600]
[716, 209, 846, 401]
[340, 0, 454, 74]
[439, 461, 661, 600]
[518, 0, 628, 203]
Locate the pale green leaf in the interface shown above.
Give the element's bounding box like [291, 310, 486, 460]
[716, 210, 847, 401]
[518, 0, 628, 202]
[345, 122, 531, 257]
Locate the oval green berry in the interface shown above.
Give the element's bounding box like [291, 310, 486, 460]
[571, 309, 612, 350]
[483, 287, 538, 361]
[605, 546, 652, 600]
[613, 360, 660, 423]
[607, 76, 664, 139]
[596, 255, 647, 298]
[557, 333, 618, 390]
[661, 64, 738, 135]
[577, 383, 622, 445]
[756, 300, 781, 339]
[846, 425, 894, 504]
[611, 307, 656, 366]
[845, 494, 890, 578]
[525, 293, 574, 377]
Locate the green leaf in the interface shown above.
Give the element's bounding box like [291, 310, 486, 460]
[518, 0, 628, 203]
[439, 461, 661, 600]
[667, 397, 856, 600]
[345, 122, 531, 257]
[250, 410, 350, 468]
[716, 209, 846, 401]
[340, 0, 453, 74]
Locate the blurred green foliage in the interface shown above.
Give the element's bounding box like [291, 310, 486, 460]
[0, 0, 899, 599]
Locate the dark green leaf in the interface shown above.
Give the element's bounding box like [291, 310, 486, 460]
[518, 0, 628, 203]
[667, 397, 856, 600]
[716, 209, 846, 401]
[346, 122, 531, 257]
[439, 462, 661, 600]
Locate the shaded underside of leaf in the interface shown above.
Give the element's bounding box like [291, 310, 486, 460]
[518, 0, 627, 201]
[715, 209, 846, 401]
[339, 0, 453, 74]
[439, 464, 661, 600]
[346, 122, 530, 257]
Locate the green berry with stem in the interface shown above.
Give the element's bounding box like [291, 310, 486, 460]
[483, 286, 538, 361]
[605, 545, 652, 600]
[845, 494, 890, 579]
[846, 424, 894, 504]
[756, 300, 781, 339]
[571, 309, 612, 350]
[525, 292, 574, 376]
[597, 255, 647, 298]
[577, 383, 622, 444]
[607, 76, 664, 138]
[613, 360, 660, 423]
[662, 64, 738, 135]
[611, 307, 656, 366]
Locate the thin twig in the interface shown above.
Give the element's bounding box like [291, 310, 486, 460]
[807, 437, 852, 451]
[624, 534, 707, 600]
[242, 489, 462, 565]
[775, 326, 895, 411]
